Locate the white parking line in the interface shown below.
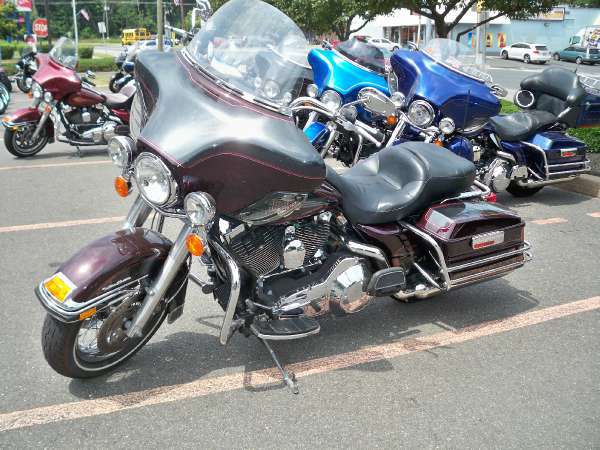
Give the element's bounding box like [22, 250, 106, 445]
[0, 216, 125, 233]
[0, 160, 111, 171]
[0, 295, 598, 432]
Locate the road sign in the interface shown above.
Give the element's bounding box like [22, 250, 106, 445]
[32, 18, 48, 38]
[98, 21, 107, 34]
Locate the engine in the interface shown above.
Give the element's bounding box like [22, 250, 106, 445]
[64, 107, 118, 144]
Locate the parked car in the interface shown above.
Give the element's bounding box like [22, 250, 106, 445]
[501, 43, 551, 64]
[553, 46, 600, 65]
[366, 37, 400, 52]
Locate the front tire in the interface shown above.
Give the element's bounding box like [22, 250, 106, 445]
[576, 57, 583, 65]
[506, 181, 543, 197]
[42, 303, 166, 378]
[524, 54, 531, 64]
[4, 126, 49, 157]
[553, 53, 560, 61]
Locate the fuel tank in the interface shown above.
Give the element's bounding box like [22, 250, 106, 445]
[65, 87, 105, 107]
[134, 50, 326, 215]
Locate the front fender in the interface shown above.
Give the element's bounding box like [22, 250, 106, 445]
[2, 107, 55, 139]
[35, 228, 187, 323]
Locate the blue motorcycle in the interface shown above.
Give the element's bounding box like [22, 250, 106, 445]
[386, 39, 595, 197]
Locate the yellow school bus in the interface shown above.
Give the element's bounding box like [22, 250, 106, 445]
[121, 28, 151, 46]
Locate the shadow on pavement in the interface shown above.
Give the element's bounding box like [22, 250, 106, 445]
[67, 277, 538, 400]
[497, 187, 591, 209]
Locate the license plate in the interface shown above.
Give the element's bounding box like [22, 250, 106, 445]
[472, 231, 505, 250]
[561, 148, 578, 158]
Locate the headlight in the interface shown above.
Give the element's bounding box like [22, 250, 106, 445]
[390, 92, 406, 109]
[439, 117, 456, 135]
[407, 100, 435, 128]
[134, 153, 177, 206]
[43, 91, 53, 103]
[321, 90, 342, 111]
[32, 82, 43, 99]
[306, 83, 318, 98]
[185, 192, 216, 226]
[263, 80, 280, 99]
[107, 136, 134, 169]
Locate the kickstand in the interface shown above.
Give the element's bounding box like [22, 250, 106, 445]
[75, 146, 82, 158]
[259, 338, 299, 394]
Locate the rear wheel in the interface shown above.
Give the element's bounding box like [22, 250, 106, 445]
[42, 290, 167, 378]
[506, 181, 543, 197]
[524, 54, 531, 64]
[4, 126, 49, 157]
[16, 77, 30, 93]
[553, 53, 560, 61]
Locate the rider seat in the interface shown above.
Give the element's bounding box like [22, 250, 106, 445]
[103, 83, 136, 109]
[325, 142, 476, 225]
[489, 110, 557, 141]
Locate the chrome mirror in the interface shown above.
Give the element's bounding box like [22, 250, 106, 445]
[196, 0, 213, 21]
[490, 84, 507, 98]
[358, 87, 396, 117]
[85, 70, 96, 79]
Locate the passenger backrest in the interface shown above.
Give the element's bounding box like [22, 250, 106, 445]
[520, 67, 586, 127]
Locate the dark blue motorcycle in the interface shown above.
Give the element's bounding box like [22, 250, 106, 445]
[386, 38, 595, 197]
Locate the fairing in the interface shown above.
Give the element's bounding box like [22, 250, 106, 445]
[33, 54, 81, 98]
[390, 50, 500, 130]
[135, 50, 326, 214]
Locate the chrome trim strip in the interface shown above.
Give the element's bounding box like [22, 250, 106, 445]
[212, 240, 242, 346]
[447, 242, 531, 273]
[450, 254, 532, 287]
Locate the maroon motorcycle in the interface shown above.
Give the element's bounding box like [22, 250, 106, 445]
[35, 0, 531, 393]
[2, 37, 134, 158]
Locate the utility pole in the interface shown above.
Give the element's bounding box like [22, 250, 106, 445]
[104, 0, 110, 39]
[157, 0, 164, 51]
[71, 0, 79, 53]
[44, 0, 51, 45]
[180, 1, 185, 31]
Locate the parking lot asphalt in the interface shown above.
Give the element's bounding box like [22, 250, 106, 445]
[0, 91, 599, 449]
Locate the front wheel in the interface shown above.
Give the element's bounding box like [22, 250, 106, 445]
[4, 126, 49, 157]
[576, 57, 583, 65]
[524, 54, 531, 64]
[16, 77, 30, 93]
[42, 292, 166, 378]
[109, 73, 124, 93]
[553, 53, 560, 61]
[506, 181, 543, 197]
[501, 51, 508, 60]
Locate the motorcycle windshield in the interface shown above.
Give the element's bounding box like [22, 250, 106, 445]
[422, 38, 493, 84]
[49, 37, 78, 70]
[336, 38, 390, 74]
[185, 0, 309, 108]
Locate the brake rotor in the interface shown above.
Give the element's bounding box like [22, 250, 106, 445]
[97, 295, 143, 354]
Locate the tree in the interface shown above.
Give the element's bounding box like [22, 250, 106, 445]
[397, 0, 559, 40]
[0, 3, 21, 39]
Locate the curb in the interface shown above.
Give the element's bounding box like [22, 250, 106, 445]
[556, 174, 600, 198]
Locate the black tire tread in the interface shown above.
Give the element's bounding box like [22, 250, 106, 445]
[506, 181, 543, 197]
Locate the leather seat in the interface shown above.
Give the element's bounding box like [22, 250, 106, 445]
[103, 84, 136, 109]
[325, 142, 476, 225]
[489, 110, 557, 141]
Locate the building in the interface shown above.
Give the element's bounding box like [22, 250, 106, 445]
[354, 6, 600, 54]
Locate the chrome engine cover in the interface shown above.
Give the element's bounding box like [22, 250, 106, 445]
[273, 256, 373, 317]
[484, 158, 511, 193]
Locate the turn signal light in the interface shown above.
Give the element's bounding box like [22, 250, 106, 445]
[386, 115, 398, 126]
[484, 192, 497, 203]
[434, 139, 444, 147]
[186, 234, 205, 256]
[114, 176, 130, 198]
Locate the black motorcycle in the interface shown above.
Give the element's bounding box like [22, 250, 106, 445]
[35, 0, 531, 393]
[14, 49, 37, 93]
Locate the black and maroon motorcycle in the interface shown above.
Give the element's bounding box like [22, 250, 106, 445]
[35, 0, 531, 392]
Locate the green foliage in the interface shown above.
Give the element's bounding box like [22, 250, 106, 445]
[501, 99, 599, 153]
[0, 3, 23, 39]
[76, 57, 115, 72]
[78, 46, 94, 59]
[0, 44, 15, 60]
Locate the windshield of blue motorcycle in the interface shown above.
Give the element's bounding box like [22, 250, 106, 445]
[422, 38, 493, 84]
[49, 37, 78, 70]
[186, 0, 310, 108]
[336, 38, 390, 74]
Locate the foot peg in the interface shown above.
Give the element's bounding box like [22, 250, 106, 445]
[251, 316, 320, 341]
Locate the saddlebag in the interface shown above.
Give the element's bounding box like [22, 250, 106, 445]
[416, 201, 530, 287]
[524, 132, 590, 180]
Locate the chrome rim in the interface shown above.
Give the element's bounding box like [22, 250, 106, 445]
[12, 126, 48, 155]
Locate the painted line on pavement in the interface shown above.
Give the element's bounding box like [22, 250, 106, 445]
[0, 295, 599, 432]
[587, 212, 600, 218]
[0, 216, 125, 234]
[531, 217, 569, 225]
[0, 160, 111, 171]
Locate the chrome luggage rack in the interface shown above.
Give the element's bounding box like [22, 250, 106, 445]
[579, 74, 600, 96]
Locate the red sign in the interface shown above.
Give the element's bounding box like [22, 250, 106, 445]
[33, 18, 49, 38]
[16, 0, 33, 12]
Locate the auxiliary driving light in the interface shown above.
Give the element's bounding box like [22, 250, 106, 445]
[185, 192, 216, 226]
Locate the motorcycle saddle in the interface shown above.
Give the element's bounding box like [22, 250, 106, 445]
[103, 83, 136, 109]
[325, 142, 475, 225]
[489, 110, 557, 141]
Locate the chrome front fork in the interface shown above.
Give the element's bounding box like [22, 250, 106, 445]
[31, 109, 51, 142]
[122, 195, 153, 230]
